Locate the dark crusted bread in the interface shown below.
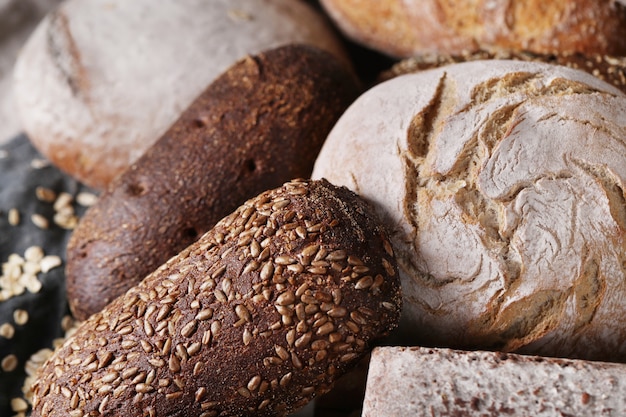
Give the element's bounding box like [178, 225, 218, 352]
[65, 44, 360, 321]
[379, 49, 626, 93]
[31, 179, 402, 417]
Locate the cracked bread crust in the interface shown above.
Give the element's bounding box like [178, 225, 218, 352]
[312, 60, 626, 362]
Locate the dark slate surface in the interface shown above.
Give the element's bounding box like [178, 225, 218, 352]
[0, 134, 95, 415]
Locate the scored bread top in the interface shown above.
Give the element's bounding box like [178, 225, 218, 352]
[312, 59, 626, 362]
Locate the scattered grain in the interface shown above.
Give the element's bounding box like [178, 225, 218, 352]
[2, 354, 18, 371]
[13, 309, 28, 325]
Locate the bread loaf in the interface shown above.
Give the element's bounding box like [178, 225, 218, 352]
[363, 346, 626, 416]
[380, 50, 626, 94]
[31, 179, 402, 417]
[320, 0, 626, 58]
[13, 0, 349, 189]
[312, 60, 626, 362]
[65, 44, 360, 321]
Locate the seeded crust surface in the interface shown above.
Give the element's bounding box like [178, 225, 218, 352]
[379, 49, 626, 94]
[65, 44, 360, 321]
[32, 179, 401, 417]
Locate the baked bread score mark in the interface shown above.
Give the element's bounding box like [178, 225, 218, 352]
[401, 67, 626, 359]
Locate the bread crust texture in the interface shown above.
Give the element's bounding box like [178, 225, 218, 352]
[14, 0, 349, 189]
[320, 0, 626, 58]
[313, 59, 626, 362]
[31, 179, 402, 417]
[65, 44, 359, 321]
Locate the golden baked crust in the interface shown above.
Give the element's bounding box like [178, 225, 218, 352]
[320, 0, 626, 58]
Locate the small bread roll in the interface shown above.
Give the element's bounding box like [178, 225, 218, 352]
[319, 0, 626, 58]
[31, 179, 402, 417]
[312, 60, 626, 362]
[13, 0, 348, 189]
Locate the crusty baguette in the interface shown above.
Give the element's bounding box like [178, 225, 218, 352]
[65, 44, 359, 321]
[31, 179, 402, 417]
[320, 0, 626, 58]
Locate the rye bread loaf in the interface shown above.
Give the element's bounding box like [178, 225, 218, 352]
[319, 0, 626, 58]
[380, 49, 626, 94]
[31, 179, 402, 417]
[13, 0, 350, 189]
[312, 60, 626, 362]
[65, 44, 360, 321]
[362, 346, 626, 416]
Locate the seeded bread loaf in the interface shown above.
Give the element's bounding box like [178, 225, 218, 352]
[379, 49, 626, 94]
[319, 0, 626, 58]
[65, 44, 360, 321]
[0, 134, 92, 416]
[312, 60, 626, 362]
[31, 179, 402, 417]
[13, 0, 350, 189]
[363, 346, 626, 416]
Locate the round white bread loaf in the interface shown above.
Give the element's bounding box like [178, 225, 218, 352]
[312, 60, 626, 362]
[13, 0, 348, 189]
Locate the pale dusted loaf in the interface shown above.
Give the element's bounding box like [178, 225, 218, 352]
[31, 179, 402, 417]
[363, 346, 626, 416]
[13, 0, 348, 189]
[312, 60, 626, 362]
[320, 0, 626, 58]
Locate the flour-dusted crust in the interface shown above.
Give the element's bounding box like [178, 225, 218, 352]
[312, 60, 626, 362]
[65, 44, 359, 321]
[31, 179, 401, 417]
[13, 0, 349, 189]
[320, 0, 626, 58]
[363, 346, 626, 416]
